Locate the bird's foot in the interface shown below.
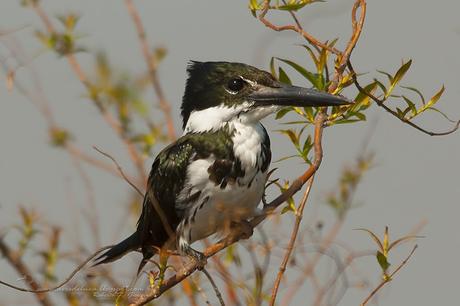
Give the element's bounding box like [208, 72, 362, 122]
[189, 250, 207, 270]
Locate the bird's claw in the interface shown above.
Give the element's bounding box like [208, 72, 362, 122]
[191, 251, 207, 270]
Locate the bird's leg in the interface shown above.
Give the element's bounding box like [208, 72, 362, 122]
[177, 231, 207, 270]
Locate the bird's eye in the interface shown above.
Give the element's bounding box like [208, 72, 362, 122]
[227, 78, 245, 93]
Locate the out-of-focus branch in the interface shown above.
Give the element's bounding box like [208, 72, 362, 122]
[0, 245, 112, 294]
[0, 239, 53, 306]
[30, 1, 147, 184]
[124, 0, 176, 140]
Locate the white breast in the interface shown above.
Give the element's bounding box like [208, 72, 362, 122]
[179, 121, 269, 244]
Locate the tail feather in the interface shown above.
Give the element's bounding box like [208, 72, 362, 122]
[93, 232, 140, 266]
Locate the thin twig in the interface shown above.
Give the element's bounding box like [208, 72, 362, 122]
[202, 268, 225, 306]
[360, 245, 418, 306]
[0, 244, 113, 294]
[258, 0, 340, 55]
[93, 146, 144, 197]
[0, 239, 54, 306]
[347, 61, 460, 136]
[329, 0, 366, 92]
[124, 0, 176, 140]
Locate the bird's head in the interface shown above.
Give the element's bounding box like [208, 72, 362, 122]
[181, 61, 351, 132]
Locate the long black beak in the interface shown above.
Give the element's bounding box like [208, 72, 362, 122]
[248, 83, 351, 107]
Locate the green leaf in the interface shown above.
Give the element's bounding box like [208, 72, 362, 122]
[278, 67, 292, 84]
[304, 107, 315, 122]
[276, 107, 293, 119]
[401, 85, 425, 104]
[355, 228, 384, 252]
[354, 81, 377, 109]
[275, 0, 322, 11]
[276, 58, 320, 88]
[386, 60, 412, 98]
[353, 112, 366, 121]
[269, 57, 276, 78]
[377, 70, 393, 83]
[407, 85, 445, 120]
[388, 235, 422, 252]
[402, 96, 417, 117]
[300, 44, 319, 69]
[249, 0, 261, 17]
[373, 78, 388, 98]
[278, 129, 299, 148]
[376, 251, 390, 271]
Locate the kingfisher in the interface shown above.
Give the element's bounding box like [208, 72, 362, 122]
[94, 61, 350, 273]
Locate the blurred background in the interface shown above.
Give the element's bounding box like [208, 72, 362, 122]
[1, 0, 459, 305]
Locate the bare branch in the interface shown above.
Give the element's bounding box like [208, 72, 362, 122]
[0, 244, 112, 294]
[201, 268, 225, 306]
[258, 0, 340, 55]
[93, 146, 144, 197]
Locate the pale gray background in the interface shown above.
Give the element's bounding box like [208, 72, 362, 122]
[1, 0, 459, 305]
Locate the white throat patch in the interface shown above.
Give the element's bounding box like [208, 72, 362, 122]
[183, 103, 279, 134]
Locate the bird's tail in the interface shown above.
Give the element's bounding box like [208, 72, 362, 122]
[93, 232, 141, 266]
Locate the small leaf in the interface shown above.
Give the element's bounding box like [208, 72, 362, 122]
[376, 251, 390, 271]
[278, 129, 299, 148]
[276, 0, 321, 11]
[373, 78, 388, 98]
[377, 70, 393, 83]
[386, 60, 412, 98]
[388, 235, 422, 252]
[401, 85, 425, 104]
[278, 67, 292, 84]
[276, 58, 320, 88]
[355, 228, 383, 252]
[276, 107, 293, 119]
[407, 85, 445, 120]
[269, 57, 276, 78]
[300, 44, 319, 68]
[402, 96, 417, 117]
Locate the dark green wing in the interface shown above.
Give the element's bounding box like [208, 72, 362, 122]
[136, 129, 243, 249]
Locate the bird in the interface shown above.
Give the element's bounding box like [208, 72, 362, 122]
[93, 61, 350, 273]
